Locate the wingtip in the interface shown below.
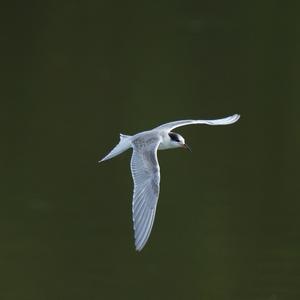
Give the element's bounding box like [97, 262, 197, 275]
[135, 242, 145, 252]
[135, 246, 143, 252]
[230, 113, 241, 123]
[134, 231, 147, 252]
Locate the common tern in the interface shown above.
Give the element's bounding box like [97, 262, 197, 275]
[100, 114, 240, 251]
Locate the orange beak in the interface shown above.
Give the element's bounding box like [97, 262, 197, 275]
[182, 143, 192, 152]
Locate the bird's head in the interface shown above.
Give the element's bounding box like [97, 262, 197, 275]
[168, 132, 192, 151]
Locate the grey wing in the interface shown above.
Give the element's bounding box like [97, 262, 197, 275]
[155, 114, 240, 132]
[130, 138, 161, 251]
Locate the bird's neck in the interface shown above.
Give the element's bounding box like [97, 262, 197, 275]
[158, 136, 178, 150]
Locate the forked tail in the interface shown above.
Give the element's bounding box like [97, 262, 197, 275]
[99, 134, 132, 162]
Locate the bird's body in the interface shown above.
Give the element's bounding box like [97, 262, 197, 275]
[100, 114, 240, 251]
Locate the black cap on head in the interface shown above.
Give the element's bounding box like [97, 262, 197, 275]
[168, 132, 181, 142]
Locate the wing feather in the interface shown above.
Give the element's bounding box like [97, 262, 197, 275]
[130, 136, 161, 251]
[155, 114, 240, 132]
[137, 210, 156, 249]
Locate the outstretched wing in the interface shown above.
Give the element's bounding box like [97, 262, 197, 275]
[155, 114, 240, 132]
[130, 136, 161, 251]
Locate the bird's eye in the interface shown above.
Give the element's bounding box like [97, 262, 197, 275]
[168, 133, 180, 142]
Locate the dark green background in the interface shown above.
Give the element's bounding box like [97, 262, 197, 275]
[2, 1, 300, 299]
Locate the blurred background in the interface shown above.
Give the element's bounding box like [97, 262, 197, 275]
[2, 1, 300, 299]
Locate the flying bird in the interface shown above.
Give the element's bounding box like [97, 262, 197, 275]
[99, 114, 240, 251]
